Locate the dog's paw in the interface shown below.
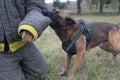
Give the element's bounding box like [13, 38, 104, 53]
[59, 68, 68, 76]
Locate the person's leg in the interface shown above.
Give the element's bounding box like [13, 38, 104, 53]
[0, 51, 25, 80]
[20, 42, 48, 80]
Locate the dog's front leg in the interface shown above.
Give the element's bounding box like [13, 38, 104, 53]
[60, 54, 72, 76]
[70, 35, 86, 76]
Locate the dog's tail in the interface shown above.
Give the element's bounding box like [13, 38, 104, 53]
[108, 23, 120, 51]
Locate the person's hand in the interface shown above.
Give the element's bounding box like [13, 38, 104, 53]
[21, 31, 33, 42]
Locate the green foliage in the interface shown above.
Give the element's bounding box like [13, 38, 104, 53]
[91, 0, 98, 5]
[53, 0, 70, 9]
[105, 0, 112, 4]
[88, 0, 120, 13]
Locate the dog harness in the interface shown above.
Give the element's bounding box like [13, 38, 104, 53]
[62, 21, 93, 55]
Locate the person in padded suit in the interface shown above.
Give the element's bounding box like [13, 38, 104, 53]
[0, 0, 51, 80]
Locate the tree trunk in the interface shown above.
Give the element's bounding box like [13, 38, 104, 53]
[119, 3, 120, 13]
[99, 0, 104, 14]
[77, 0, 81, 14]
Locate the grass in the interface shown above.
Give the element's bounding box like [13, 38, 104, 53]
[34, 14, 120, 80]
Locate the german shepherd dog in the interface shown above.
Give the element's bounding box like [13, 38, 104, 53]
[43, 10, 120, 76]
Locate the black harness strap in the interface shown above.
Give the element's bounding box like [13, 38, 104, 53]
[62, 22, 85, 55]
[82, 22, 93, 47]
[62, 21, 93, 55]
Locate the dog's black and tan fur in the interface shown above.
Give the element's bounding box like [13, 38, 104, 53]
[43, 10, 120, 76]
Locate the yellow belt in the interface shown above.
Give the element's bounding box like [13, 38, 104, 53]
[0, 43, 4, 52]
[0, 41, 26, 53]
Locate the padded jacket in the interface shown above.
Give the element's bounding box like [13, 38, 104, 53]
[0, 0, 51, 52]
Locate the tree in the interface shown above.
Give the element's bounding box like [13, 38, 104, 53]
[99, 0, 105, 14]
[87, 0, 120, 13]
[110, 0, 120, 13]
[91, 0, 99, 10]
[118, 0, 120, 13]
[77, 0, 82, 14]
[88, 0, 105, 14]
[53, 0, 67, 9]
[105, 0, 111, 8]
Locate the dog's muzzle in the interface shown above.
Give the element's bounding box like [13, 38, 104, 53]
[42, 10, 59, 21]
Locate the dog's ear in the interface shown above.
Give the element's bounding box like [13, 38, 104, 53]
[65, 17, 76, 26]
